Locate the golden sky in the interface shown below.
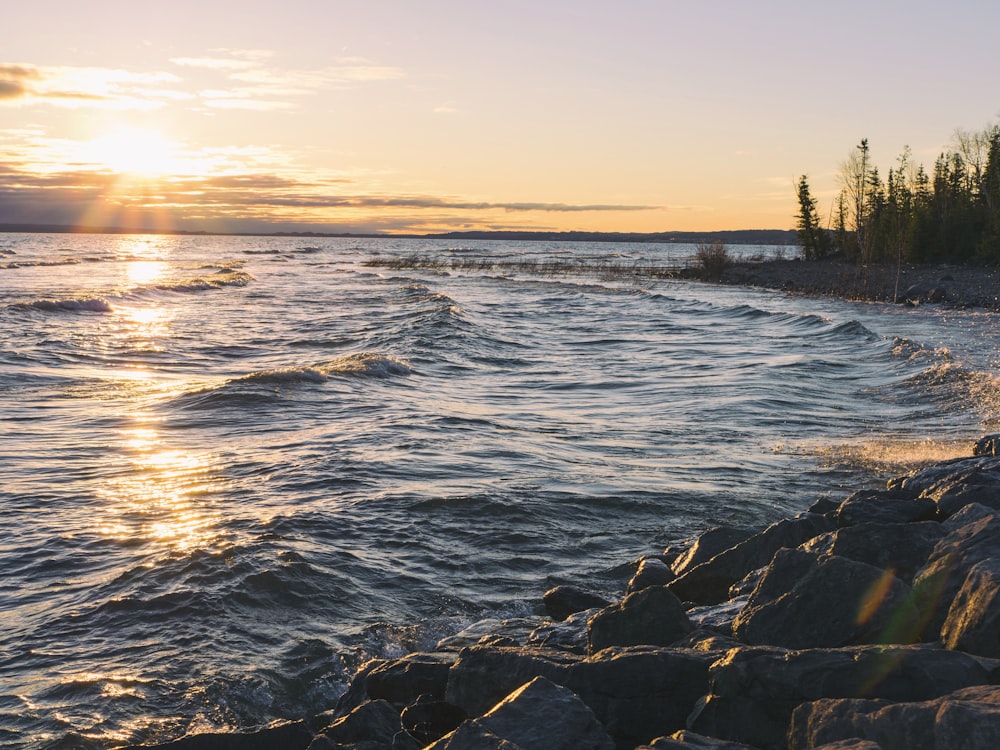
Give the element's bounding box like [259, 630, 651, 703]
[2, 0, 998, 234]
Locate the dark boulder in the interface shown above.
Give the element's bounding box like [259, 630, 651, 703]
[670, 526, 756, 578]
[627, 557, 676, 593]
[587, 586, 693, 655]
[732, 549, 920, 648]
[940, 557, 1000, 658]
[800, 521, 943, 583]
[640, 730, 759, 748]
[788, 684, 1000, 750]
[526, 607, 595, 653]
[451, 676, 614, 750]
[912, 513, 1000, 640]
[117, 721, 312, 750]
[399, 695, 467, 746]
[423, 720, 523, 749]
[668, 513, 836, 605]
[973, 434, 1000, 457]
[888, 456, 1000, 517]
[309, 699, 414, 750]
[689, 644, 990, 750]
[543, 585, 611, 622]
[834, 489, 936, 527]
[445, 644, 712, 748]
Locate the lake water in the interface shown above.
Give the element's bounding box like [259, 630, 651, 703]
[2, 233, 998, 748]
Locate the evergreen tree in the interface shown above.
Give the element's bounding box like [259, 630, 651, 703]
[795, 175, 829, 260]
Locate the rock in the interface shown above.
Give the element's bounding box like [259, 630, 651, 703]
[543, 585, 611, 622]
[587, 586, 693, 655]
[787, 684, 1000, 750]
[900, 283, 948, 305]
[941, 558, 1000, 658]
[424, 720, 524, 749]
[117, 721, 312, 750]
[627, 557, 675, 593]
[668, 513, 836, 605]
[689, 644, 990, 750]
[889, 456, 1000, 517]
[310, 700, 412, 749]
[807, 496, 843, 516]
[435, 619, 537, 652]
[974, 434, 1000, 457]
[834, 489, 936, 527]
[686, 596, 748, 635]
[399, 695, 467, 746]
[912, 514, 1000, 640]
[810, 741, 882, 750]
[942, 502, 997, 531]
[640, 730, 759, 748]
[459, 676, 614, 750]
[526, 608, 596, 653]
[800, 521, 943, 582]
[364, 651, 455, 707]
[670, 526, 756, 577]
[445, 644, 712, 748]
[732, 549, 920, 648]
[332, 651, 457, 722]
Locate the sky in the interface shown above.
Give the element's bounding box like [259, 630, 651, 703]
[1, 0, 998, 235]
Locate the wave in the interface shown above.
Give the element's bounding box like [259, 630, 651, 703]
[152, 269, 253, 293]
[1, 258, 83, 270]
[13, 296, 114, 313]
[171, 353, 413, 411]
[237, 353, 413, 384]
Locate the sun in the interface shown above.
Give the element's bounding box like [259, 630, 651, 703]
[81, 127, 186, 177]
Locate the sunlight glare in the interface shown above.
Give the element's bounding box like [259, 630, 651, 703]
[81, 128, 185, 176]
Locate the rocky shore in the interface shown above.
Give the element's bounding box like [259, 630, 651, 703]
[713, 259, 1000, 310]
[120, 437, 1000, 750]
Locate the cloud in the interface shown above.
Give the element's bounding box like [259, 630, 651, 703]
[170, 57, 259, 70]
[0, 62, 182, 109]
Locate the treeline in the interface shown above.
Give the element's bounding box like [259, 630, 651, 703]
[797, 124, 1000, 264]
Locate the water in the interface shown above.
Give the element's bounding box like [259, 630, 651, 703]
[1, 233, 998, 748]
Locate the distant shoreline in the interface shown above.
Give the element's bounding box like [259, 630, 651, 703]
[0, 223, 797, 246]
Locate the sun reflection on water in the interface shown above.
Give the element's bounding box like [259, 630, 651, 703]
[95, 410, 224, 553]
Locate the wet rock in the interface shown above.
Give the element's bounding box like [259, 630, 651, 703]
[810, 741, 882, 750]
[800, 521, 943, 582]
[448, 676, 614, 750]
[807, 496, 843, 516]
[942, 502, 997, 531]
[435, 619, 536, 652]
[640, 730, 759, 748]
[334, 652, 456, 719]
[686, 596, 748, 635]
[912, 514, 1000, 640]
[670, 526, 756, 577]
[445, 644, 711, 748]
[526, 607, 595, 654]
[627, 557, 676, 593]
[543, 585, 611, 622]
[974, 434, 1000, 457]
[941, 558, 1000, 658]
[399, 695, 467, 746]
[688, 644, 990, 750]
[118, 721, 312, 750]
[834, 489, 936, 527]
[900, 283, 948, 305]
[668, 513, 836, 605]
[587, 585, 693, 655]
[889, 456, 1000, 517]
[732, 549, 920, 648]
[424, 721, 523, 749]
[309, 699, 413, 749]
[787, 684, 1000, 750]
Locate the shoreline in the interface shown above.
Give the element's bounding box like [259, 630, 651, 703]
[711, 258, 1000, 311]
[121, 440, 1000, 749]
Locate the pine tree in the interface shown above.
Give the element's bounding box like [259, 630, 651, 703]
[795, 175, 829, 260]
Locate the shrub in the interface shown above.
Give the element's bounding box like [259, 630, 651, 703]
[694, 241, 731, 279]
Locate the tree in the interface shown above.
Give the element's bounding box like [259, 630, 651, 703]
[795, 175, 829, 260]
[839, 138, 871, 260]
